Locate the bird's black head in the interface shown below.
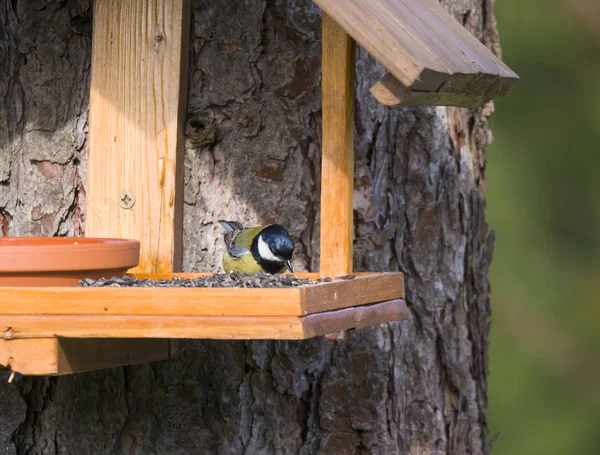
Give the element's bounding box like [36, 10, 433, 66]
[251, 224, 295, 273]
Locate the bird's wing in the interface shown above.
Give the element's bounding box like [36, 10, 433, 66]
[218, 220, 262, 259]
[227, 226, 262, 258]
[218, 220, 244, 232]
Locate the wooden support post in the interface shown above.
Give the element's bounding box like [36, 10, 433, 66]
[87, 0, 189, 274]
[78, 0, 190, 370]
[320, 13, 356, 277]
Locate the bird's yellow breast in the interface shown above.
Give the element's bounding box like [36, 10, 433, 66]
[222, 251, 266, 274]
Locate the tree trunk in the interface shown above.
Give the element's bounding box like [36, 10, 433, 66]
[0, 0, 501, 453]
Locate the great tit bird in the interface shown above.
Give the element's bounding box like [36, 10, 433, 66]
[218, 220, 295, 274]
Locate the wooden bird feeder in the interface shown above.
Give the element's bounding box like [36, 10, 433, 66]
[0, 0, 517, 376]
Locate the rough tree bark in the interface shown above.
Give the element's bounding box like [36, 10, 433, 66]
[0, 0, 502, 453]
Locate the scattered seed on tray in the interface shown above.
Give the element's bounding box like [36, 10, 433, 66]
[79, 272, 356, 288]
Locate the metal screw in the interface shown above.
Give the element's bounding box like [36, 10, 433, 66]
[118, 191, 135, 209]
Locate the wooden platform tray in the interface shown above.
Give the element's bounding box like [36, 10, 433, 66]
[0, 273, 403, 318]
[0, 273, 407, 375]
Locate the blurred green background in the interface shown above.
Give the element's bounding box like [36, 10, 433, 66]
[486, 0, 600, 453]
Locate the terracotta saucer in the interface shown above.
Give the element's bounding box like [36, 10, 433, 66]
[0, 237, 140, 286]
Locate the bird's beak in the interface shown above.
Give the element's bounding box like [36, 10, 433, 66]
[285, 260, 294, 273]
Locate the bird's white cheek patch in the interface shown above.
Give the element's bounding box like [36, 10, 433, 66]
[258, 236, 280, 262]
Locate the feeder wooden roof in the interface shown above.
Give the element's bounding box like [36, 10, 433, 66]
[314, 0, 519, 107]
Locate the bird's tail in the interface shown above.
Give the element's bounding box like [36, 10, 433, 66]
[218, 220, 244, 232]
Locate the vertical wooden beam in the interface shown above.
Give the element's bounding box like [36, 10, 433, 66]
[84, 0, 188, 365]
[87, 0, 189, 274]
[320, 14, 356, 277]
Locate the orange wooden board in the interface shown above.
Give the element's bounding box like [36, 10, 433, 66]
[0, 300, 408, 341]
[87, 0, 189, 273]
[0, 273, 404, 317]
[320, 13, 355, 277]
[0, 338, 173, 375]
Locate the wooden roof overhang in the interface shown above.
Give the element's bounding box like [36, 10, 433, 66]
[315, 0, 518, 107]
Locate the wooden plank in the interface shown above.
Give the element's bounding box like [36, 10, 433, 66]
[313, 0, 518, 98]
[0, 338, 58, 375]
[0, 286, 303, 317]
[320, 14, 356, 278]
[302, 299, 408, 338]
[0, 273, 404, 317]
[0, 338, 171, 375]
[370, 73, 496, 108]
[87, 0, 189, 274]
[377, 0, 514, 86]
[409, 0, 517, 90]
[2, 315, 305, 340]
[301, 273, 404, 314]
[315, 1, 446, 89]
[0, 300, 408, 340]
[400, 90, 494, 108]
[369, 73, 411, 106]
